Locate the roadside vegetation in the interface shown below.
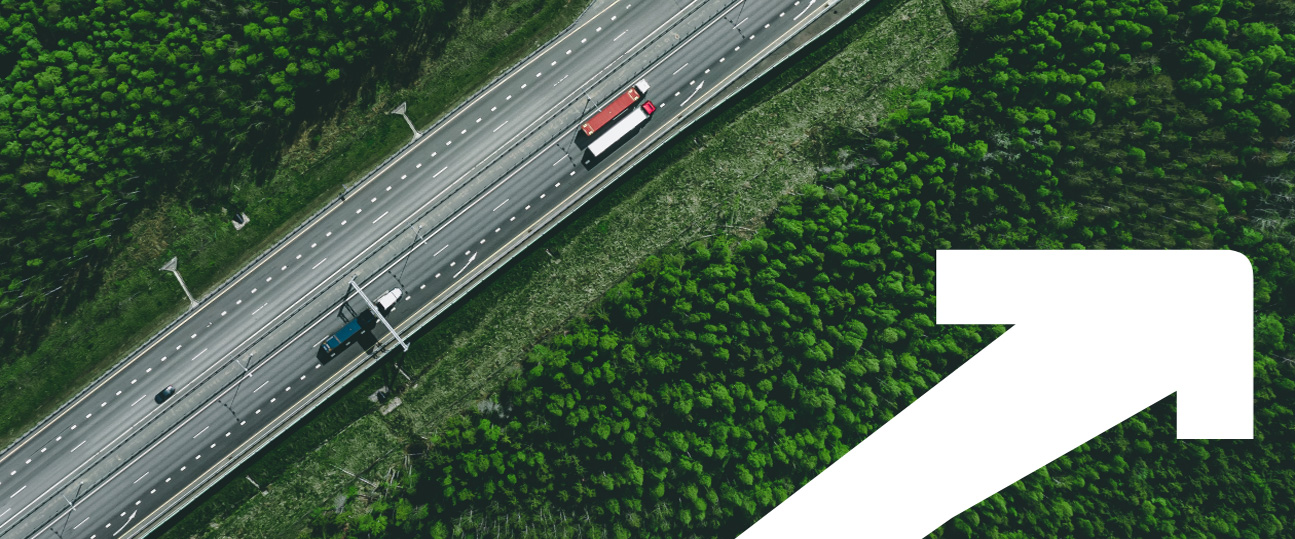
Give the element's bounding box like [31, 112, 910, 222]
[284, 0, 1291, 537]
[155, 0, 975, 537]
[0, 0, 584, 446]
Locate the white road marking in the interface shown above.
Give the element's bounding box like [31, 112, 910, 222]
[191, 348, 208, 361]
[133, 472, 148, 484]
[355, 208, 362, 214]
[493, 199, 509, 212]
[251, 288, 257, 293]
[71, 441, 86, 451]
[416, 163, 422, 168]
[540, 194, 546, 199]
[265, 276, 271, 282]
[74, 517, 89, 529]
[131, 395, 145, 407]
[386, 186, 391, 191]
[735, 17, 748, 28]
[252, 303, 267, 315]
[312, 258, 327, 269]
[682, 81, 705, 106]
[254, 381, 269, 393]
[9, 485, 24, 498]
[311, 243, 317, 248]
[434, 245, 448, 256]
[566, 50, 571, 55]
[614, 30, 627, 41]
[476, 118, 482, 123]
[461, 129, 467, 134]
[193, 426, 208, 438]
[434, 166, 447, 178]
[673, 63, 689, 75]
[491, 106, 497, 111]
[506, 95, 512, 100]
[794, 0, 816, 20]
[494, 121, 509, 133]
[495, 228, 500, 233]
[373, 211, 389, 224]
[370, 197, 376, 203]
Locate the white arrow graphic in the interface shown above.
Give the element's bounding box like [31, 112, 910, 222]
[741, 250, 1253, 539]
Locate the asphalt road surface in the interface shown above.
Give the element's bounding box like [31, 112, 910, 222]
[0, 0, 839, 537]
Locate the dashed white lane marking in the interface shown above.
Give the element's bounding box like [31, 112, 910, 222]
[195, 455, 201, 460]
[540, 193, 546, 199]
[521, 83, 528, 89]
[311, 243, 317, 248]
[191, 348, 208, 361]
[614, 30, 627, 41]
[373, 211, 389, 224]
[9, 485, 25, 498]
[295, 255, 301, 260]
[446, 140, 452, 146]
[555, 182, 561, 187]
[100, 402, 106, 407]
[479, 239, 486, 244]
[252, 303, 267, 315]
[133, 472, 148, 484]
[131, 395, 145, 407]
[435, 273, 442, 278]
[720, 57, 726, 62]
[401, 174, 407, 179]
[506, 95, 512, 100]
[491, 106, 497, 111]
[180, 466, 186, 471]
[765, 23, 770, 28]
[431, 152, 437, 157]
[85, 413, 91, 418]
[749, 34, 755, 40]
[325, 232, 332, 237]
[493, 199, 509, 211]
[461, 129, 468, 134]
[416, 163, 422, 168]
[550, 60, 557, 66]
[493, 121, 509, 133]
[300, 375, 306, 381]
[510, 216, 516, 221]
[236, 300, 242, 305]
[285, 386, 291, 391]
[570, 171, 575, 176]
[434, 245, 448, 256]
[735, 45, 740, 51]
[175, 345, 182, 350]
[495, 228, 501, 233]
[281, 265, 287, 270]
[386, 186, 391, 191]
[193, 426, 209, 439]
[705, 69, 710, 74]
[525, 205, 531, 210]
[476, 118, 482, 123]
[673, 63, 689, 75]
[270, 398, 276, 403]
[251, 288, 257, 293]
[131, 379, 137, 384]
[190, 333, 196, 339]
[210, 443, 216, 448]
[115, 391, 121, 396]
[434, 166, 448, 178]
[254, 381, 269, 393]
[355, 208, 362, 214]
[312, 258, 327, 270]
[794, 0, 815, 20]
[566, 49, 572, 54]
[581, 38, 586, 43]
[146, 368, 151, 373]
[596, 26, 602, 32]
[420, 284, 426, 289]
[265, 276, 272, 282]
[370, 197, 377, 203]
[255, 409, 261, 414]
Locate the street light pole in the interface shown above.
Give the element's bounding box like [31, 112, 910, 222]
[159, 256, 198, 308]
[388, 102, 421, 141]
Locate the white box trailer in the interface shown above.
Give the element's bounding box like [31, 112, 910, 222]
[588, 104, 653, 157]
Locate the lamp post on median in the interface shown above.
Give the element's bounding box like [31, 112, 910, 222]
[388, 102, 422, 141]
[159, 256, 198, 308]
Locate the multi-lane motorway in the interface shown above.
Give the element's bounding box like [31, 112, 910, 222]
[0, 0, 844, 537]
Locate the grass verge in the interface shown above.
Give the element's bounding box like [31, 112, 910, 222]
[0, 0, 587, 448]
[156, 0, 982, 536]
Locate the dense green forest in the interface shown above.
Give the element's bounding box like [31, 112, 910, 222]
[304, 0, 1295, 536]
[0, 0, 449, 351]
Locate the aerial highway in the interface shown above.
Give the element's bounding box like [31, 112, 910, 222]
[0, 0, 843, 537]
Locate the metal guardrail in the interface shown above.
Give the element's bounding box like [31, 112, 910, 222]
[0, 0, 599, 464]
[35, 0, 875, 536]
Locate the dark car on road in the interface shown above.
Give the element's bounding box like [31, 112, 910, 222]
[155, 385, 175, 404]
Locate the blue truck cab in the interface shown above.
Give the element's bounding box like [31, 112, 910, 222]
[320, 309, 376, 356]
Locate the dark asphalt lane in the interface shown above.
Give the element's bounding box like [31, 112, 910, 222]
[0, 0, 838, 537]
